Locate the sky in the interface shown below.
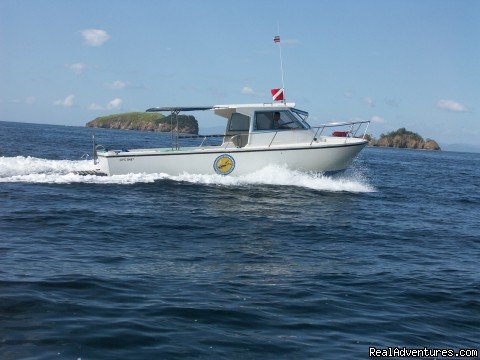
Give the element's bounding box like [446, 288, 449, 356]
[0, 0, 479, 145]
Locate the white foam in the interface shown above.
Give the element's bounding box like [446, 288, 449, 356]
[0, 156, 163, 184]
[173, 164, 374, 193]
[0, 156, 374, 192]
[0, 156, 90, 177]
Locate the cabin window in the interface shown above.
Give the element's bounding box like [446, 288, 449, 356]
[254, 111, 306, 131]
[228, 113, 250, 131]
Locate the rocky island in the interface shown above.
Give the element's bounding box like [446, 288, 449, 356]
[365, 128, 441, 150]
[86, 112, 199, 134]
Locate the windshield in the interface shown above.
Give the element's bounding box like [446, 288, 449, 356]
[291, 108, 310, 129]
[254, 110, 308, 131]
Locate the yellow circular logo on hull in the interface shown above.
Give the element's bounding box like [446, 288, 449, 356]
[213, 154, 235, 175]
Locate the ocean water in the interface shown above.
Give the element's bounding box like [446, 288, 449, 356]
[0, 120, 479, 359]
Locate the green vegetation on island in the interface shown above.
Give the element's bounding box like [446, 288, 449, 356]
[365, 128, 441, 150]
[86, 112, 199, 134]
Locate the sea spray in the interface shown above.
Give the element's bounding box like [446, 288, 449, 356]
[175, 164, 375, 193]
[0, 156, 91, 177]
[0, 157, 374, 192]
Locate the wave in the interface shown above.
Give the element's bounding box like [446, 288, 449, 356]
[0, 156, 374, 192]
[175, 165, 374, 193]
[0, 156, 159, 185]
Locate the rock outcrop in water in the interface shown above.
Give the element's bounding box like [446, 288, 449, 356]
[86, 112, 199, 134]
[364, 128, 441, 150]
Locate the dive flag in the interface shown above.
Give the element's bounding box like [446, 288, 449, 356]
[274, 35, 280, 43]
[271, 88, 284, 101]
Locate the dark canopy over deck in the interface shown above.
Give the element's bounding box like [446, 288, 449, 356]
[146, 106, 214, 112]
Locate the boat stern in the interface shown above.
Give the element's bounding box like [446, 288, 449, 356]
[94, 152, 112, 176]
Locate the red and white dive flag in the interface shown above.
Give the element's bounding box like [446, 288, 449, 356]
[273, 35, 281, 43]
[271, 88, 284, 101]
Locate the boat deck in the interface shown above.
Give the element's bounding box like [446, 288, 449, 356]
[98, 136, 367, 157]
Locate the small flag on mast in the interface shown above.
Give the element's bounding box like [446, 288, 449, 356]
[273, 35, 280, 43]
[271, 88, 284, 101]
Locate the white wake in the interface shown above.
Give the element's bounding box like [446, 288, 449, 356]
[0, 156, 374, 192]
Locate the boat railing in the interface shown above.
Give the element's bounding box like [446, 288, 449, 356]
[309, 120, 370, 146]
[177, 120, 370, 149]
[178, 134, 225, 148]
[249, 120, 370, 148]
[178, 133, 247, 149]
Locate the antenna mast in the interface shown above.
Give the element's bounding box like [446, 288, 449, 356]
[276, 21, 286, 103]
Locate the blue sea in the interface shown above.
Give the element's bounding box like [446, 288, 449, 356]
[1, 120, 479, 359]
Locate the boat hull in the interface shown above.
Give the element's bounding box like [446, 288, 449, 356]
[96, 141, 367, 176]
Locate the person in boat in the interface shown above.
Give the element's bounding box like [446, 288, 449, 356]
[273, 111, 289, 130]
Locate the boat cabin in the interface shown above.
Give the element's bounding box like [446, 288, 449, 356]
[145, 102, 368, 151]
[213, 103, 312, 148]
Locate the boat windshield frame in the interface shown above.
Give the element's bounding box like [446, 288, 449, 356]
[290, 108, 310, 129]
[252, 109, 309, 132]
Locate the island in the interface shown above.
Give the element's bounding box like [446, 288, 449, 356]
[86, 112, 199, 134]
[364, 128, 441, 150]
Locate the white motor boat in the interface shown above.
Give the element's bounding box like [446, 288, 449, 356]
[91, 102, 369, 176]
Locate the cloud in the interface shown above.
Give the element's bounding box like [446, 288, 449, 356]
[283, 38, 301, 45]
[384, 98, 400, 107]
[67, 62, 86, 74]
[88, 98, 123, 110]
[241, 86, 255, 95]
[106, 98, 123, 109]
[436, 99, 469, 112]
[105, 80, 127, 89]
[371, 115, 385, 123]
[25, 96, 36, 105]
[53, 95, 74, 107]
[80, 29, 110, 47]
[207, 87, 228, 98]
[87, 103, 103, 110]
[240, 86, 266, 98]
[344, 91, 354, 98]
[363, 96, 375, 107]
